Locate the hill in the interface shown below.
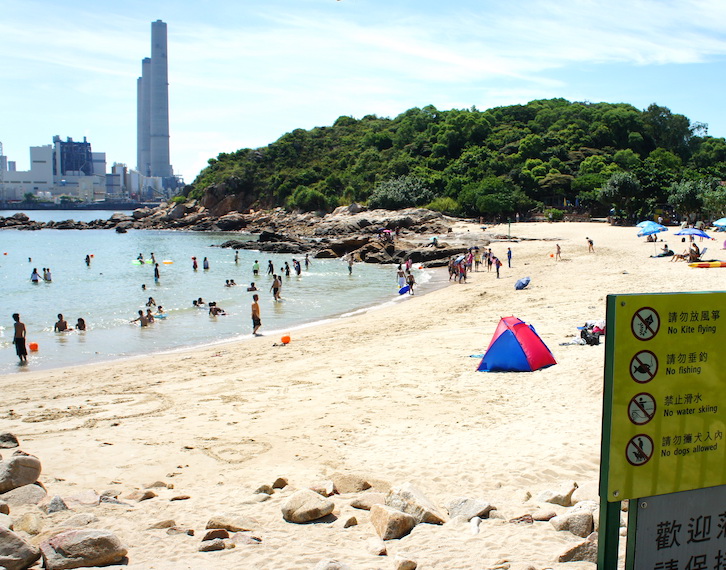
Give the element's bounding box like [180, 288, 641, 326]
[188, 98, 726, 221]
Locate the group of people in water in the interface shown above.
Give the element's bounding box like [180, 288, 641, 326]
[30, 267, 52, 283]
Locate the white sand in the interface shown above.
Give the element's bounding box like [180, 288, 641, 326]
[2, 221, 722, 568]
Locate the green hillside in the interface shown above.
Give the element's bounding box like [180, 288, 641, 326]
[190, 98, 726, 220]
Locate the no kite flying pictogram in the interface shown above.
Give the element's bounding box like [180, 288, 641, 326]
[626, 434, 654, 466]
[631, 307, 660, 341]
[628, 393, 656, 426]
[629, 351, 658, 383]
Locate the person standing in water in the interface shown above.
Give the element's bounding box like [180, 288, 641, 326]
[251, 294, 262, 336]
[270, 274, 281, 301]
[203, 257, 210, 270]
[154, 263, 160, 283]
[192, 257, 198, 271]
[85, 255, 91, 266]
[234, 251, 239, 264]
[30, 268, 41, 283]
[253, 260, 260, 276]
[12, 313, 27, 363]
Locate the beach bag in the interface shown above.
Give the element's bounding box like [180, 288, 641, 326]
[580, 329, 600, 346]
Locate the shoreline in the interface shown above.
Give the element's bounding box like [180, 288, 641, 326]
[3, 220, 724, 568]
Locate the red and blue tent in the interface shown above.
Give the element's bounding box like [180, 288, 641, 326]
[477, 316, 556, 372]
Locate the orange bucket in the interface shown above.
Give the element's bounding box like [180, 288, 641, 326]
[29, 342, 39, 351]
[281, 334, 291, 344]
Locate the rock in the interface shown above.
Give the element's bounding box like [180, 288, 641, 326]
[0, 434, 19, 449]
[447, 497, 495, 521]
[0, 500, 8, 515]
[394, 556, 418, 570]
[40, 529, 128, 570]
[335, 514, 358, 528]
[147, 519, 176, 530]
[571, 481, 599, 504]
[198, 538, 225, 552]
[309, 480, 335, 497]
[254, 484, 274, 495]
[470, 516, 481, 534]
[206, 514, 256, 532]
[366, 536, 387, 556]
[314, 560, 352, 570]
[385, 482, 446, 524]
[47, 495, 69, 514]
[65, 490, 100, 507]
[170, 494, 191, 501]
[350, 491, 385, 511]
[281, 489, 335, 523]
[331, 473, 370, 494]
[202, 528, 229, 541]
[241, 493, 270, 504]
[549, 511, 594, 538]
[369, 504, 416, 540]
[229, 532, 262, 545]
[0, 484, 47, 506]
[537, 482, 578, 507]
[99, 495, 126, 505]
[0, 513, 12, 530]
[0, 527, 41, 570]
[531, 509, 557, 521]
[272, 477, 288, 489]
[166, 526, 194, 536]
[61, 513, 99, 528]
[144, 480, 170, 489]
[14, 512, 43, 535]
[0, 456, 42, 493]
[124, 489, 156, 502]
[556, 537, 598, 563]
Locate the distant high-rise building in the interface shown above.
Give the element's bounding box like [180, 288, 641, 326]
[137, 20, 172, 181]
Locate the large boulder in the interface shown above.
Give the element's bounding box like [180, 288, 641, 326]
[0, 527, 41, 570]
[385, 482, 446, 525]
[549, 511, 594, 538]
[215, 213, 248, 231]
[0, 434, 19, 449]
[370, 504, 416, 540]
[40, 529, 128, 570]
[281, 489, 335, 523]
[205, 514, 256, 532]
[1, 484, 47, 506]
[446, 498, 496, 521]
[0, 456, 42, 493]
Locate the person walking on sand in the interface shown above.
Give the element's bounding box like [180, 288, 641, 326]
[586, 237, 594, 252]
[251, 294, 262, 336]
[494, 256, 502, 278]
[507, 247, 512, 268]
[555, 243, 562, 261]
[12, 313, 27, 363]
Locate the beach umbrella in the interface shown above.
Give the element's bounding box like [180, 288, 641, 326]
[637, 221, 667, 238]
[636, 220, 653, 227]
[713, 218, 726, 227]
[515, 276, 531, 290]
[675, 228, 711, 239]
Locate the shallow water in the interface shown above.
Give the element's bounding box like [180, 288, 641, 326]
[0, 212, 443, 374]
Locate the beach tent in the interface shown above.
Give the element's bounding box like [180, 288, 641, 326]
[477, 316, 557, 372]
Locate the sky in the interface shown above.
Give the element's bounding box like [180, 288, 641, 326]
[2, 0, 726, 183]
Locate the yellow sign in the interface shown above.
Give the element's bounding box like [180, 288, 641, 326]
[606, 292, 726, 501]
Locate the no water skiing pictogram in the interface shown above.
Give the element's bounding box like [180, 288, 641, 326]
[629, 351, 658, 383]
[628, 393, 656, 426]
[626, 434, 654, 466]
[631, 307, 660, 341]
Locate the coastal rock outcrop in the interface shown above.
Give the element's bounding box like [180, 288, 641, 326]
[40, 529, 128, 570]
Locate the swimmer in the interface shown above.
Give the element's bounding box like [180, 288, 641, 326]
[54, 313, 70, 332]
[131, 309, 149, 327]
[76, 317, 86, 331]
[209, 302, 226, 316]
[146, 297, 156, 307]
[145, 308, 155, 323]
[230, 279, 237, 286]
[247, 282, 258, 291]
[30, 268, 41, 283]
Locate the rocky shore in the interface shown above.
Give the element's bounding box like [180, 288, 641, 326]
[0, 204, 505, 267]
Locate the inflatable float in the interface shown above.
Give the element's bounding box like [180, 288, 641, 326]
[689, 261, 726, 268]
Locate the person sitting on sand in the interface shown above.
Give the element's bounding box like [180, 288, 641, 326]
[688, 243, 701, 262]
[54, 313, 70, 332]
[651, 244, 674, 258]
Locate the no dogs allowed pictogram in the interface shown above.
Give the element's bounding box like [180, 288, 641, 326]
[626, 434, 654, 466]
[629, 351, 658, 383]
[631, 307, 660, 341]
[628, 393, 656, 426]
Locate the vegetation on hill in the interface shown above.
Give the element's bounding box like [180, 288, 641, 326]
[189, 98, 726, 221]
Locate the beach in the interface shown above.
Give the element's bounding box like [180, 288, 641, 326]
[2, 220, 722, 569]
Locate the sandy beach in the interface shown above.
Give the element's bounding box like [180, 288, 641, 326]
[2, 220, 723, 569]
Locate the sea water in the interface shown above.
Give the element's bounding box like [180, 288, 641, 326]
[0, 210, 444, 374]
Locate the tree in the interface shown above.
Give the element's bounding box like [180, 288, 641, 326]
[23, 193, 36, 203]
[599, 172, 643, 218]
[367, 176, 433, 210]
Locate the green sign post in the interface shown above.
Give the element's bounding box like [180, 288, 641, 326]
[599, 291, 726, 568]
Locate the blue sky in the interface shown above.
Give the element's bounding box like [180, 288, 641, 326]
[2, 0, 726, 182]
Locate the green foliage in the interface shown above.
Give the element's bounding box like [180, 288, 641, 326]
[186, 99, 725, 219]
[426, 196, 461, 215]
[170, 195, 187, 204]
[544, 208, 564, 221]
[23, 192, 36, 203]
[367, 176, 433, 210]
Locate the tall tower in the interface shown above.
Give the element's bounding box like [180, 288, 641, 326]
[137, 20, 171, 179]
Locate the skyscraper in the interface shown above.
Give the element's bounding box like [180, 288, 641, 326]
[137, 20, 171, 180]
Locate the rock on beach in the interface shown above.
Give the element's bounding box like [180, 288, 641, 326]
[281, 489, 335, 523]
[40, 529, 127, 570]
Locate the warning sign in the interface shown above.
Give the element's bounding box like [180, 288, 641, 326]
[603, 292, 726, 501]
[631, 307, 660, 340]
[629, 351, 658, 383]
[628, 393, 656, 425]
